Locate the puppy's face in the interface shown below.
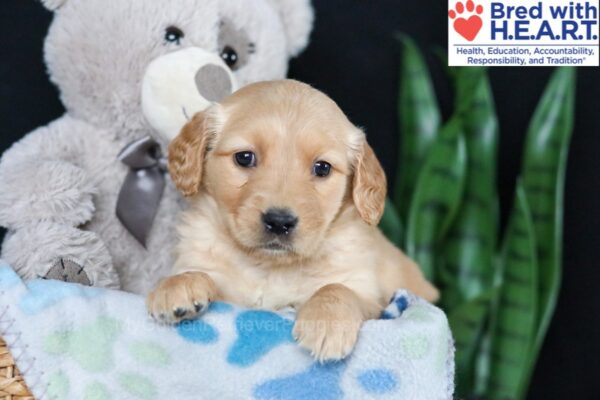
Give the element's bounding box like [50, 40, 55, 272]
[169, 80, 386, 260]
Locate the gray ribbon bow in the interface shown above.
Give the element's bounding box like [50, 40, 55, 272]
[116, 136, 168, 248]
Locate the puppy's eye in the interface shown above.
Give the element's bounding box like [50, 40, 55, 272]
[234, 151, 256, 168]
[313, 161, 331, 177]
[220, 46, 239, 69]
[165, 26, 184, 45]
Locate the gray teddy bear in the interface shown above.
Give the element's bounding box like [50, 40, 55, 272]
[0, 0, 313, 294]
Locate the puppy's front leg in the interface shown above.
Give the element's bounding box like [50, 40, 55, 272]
[146, 271, 218, 324]
[293, 284, 379, 362]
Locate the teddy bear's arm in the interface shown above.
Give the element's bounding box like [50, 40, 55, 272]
[0, 116, 97, 229]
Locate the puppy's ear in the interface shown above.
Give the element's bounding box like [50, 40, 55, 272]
[352, 140, 387, 226]
[168, 112, 210, 197]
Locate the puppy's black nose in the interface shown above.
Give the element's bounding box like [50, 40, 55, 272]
[262, 208, 298, 236]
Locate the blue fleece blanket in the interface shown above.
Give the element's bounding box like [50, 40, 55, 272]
[0, 261, 454, 400]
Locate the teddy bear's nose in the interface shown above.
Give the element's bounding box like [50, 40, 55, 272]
[195, 64, 234, 103]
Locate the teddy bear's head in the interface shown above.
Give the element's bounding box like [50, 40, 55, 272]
[41, 0, 313, 142]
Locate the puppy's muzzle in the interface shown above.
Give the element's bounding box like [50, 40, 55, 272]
[262, 208, 298, 236]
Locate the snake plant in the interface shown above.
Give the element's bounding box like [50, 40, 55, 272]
[380, 36, 576, 399]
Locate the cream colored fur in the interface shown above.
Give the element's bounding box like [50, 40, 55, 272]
[147, 80, 438, 361]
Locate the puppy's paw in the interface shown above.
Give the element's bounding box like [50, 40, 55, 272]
[146, 272, 217, 324]
[293, 296, 363, 362]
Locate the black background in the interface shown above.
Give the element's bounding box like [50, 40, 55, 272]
[1, 1, 599, 398]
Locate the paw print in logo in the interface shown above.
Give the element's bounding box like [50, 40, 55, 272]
[449, 1, 484, 42]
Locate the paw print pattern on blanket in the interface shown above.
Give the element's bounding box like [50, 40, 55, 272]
[129, 340, 171, 366]
[381, 294, 410, 319]
[400, 333, 431, 360]
[357, 368, 398, 394]
[254, 361, 346, 400]
[84, 381, 111, 400]
[44, 316, 121, 372]
[20, 278, 101, 314]
[177, 319, 219, 344]
[47, 370, 70, 399]
[175, 302, 232, 343]
[0, 264, 21, 289]
[402, 303, 436, 323]
[228, 310, 294, 367]
[44, 316, 161, 398]
[118, 372, 158, 399]
[208, 301, 234, 313]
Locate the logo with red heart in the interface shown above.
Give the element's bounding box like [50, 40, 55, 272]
[449, 1, 484, 41]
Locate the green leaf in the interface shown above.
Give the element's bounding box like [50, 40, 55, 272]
[520, 67, 576, 391]
[379, 198, 403, 246]
[448, 289, 494, 398]
[441, 68, 499, 309]
[488, 183, 538, 400]
[394, 35, 441, 223]
[406, 119, 467, 281]
[454, 68, 487, 116]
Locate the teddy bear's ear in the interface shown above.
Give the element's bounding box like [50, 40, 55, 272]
[40, 0, 67, 11]
[267, 0, 314, 57]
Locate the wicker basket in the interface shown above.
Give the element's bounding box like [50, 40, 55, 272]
[0, 338, 33, 399]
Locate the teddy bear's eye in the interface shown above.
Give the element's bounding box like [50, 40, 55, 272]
[164, 26, 184, 45]
[218, 19, 252, 71]
[220, 46, 239, 69]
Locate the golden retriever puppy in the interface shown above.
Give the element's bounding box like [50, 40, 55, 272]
[147, 80, 438, 361]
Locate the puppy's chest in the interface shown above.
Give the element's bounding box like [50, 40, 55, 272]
[229, 260, 376, 311]
[246, 272, 315, 310]
[233, 268, 318, 311]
